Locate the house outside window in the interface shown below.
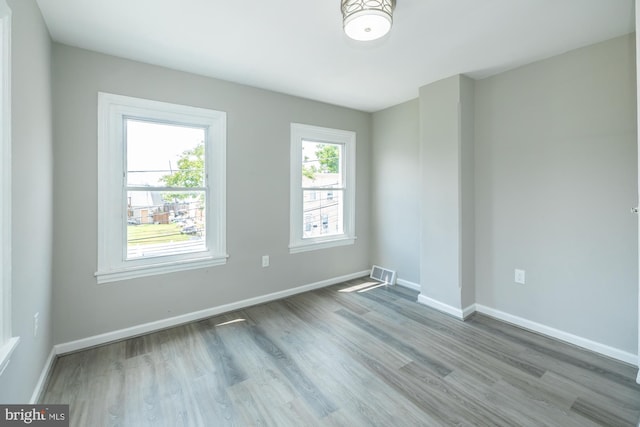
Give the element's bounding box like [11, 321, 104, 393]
[289, 123, 356, 253]
[96, 93, 227, 283]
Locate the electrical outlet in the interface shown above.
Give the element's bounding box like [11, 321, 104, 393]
[262, 255, 270, 267]
[514, 269, 526, 285]
[33, 312, 39, 337]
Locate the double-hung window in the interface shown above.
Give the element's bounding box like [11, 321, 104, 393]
[290, 123, 356, 253]
[96, 93, 227, 283]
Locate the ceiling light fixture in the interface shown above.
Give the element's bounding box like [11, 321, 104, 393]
[341, 0, 396, 42]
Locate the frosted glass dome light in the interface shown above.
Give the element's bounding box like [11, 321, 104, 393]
[341, 0, 395, 42]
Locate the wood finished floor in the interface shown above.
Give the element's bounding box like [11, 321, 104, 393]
[41, 278, 640, 426]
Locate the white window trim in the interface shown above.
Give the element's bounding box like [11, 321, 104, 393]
[289, 123, 356, 253]
[0, 0, 18, 377]
[96, 93, 227, 284]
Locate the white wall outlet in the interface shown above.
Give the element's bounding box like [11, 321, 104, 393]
[514, 269, 526, 285]
[33, 312, 40, 337]
[262, 255, 270, 267]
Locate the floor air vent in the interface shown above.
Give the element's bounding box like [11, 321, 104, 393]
[370, 265, 397, 285]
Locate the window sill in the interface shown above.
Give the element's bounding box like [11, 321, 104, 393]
[96, 254, 228, 284]
[289, 236, 356, 254]
[0, 336, 20, 377]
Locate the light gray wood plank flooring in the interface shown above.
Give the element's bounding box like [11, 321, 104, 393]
[41, 278, 640, 426]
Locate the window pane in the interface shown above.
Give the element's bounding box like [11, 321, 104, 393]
[126, 119, 206, 188]
[127, 190, 206, 259]
[303, 190, 343, 238]
[301, 140, 342, 188]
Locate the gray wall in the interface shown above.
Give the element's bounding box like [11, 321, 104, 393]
[371, 99, 420, 284]
[474, 34, 638, 353]
[419, 76, 468, 309]
[416, 74, 475, 311]
[460, 76, 476, 309]
[51, 44, 371, 344]
[0, 0, 54, 403]
[370, 34, 637, 354]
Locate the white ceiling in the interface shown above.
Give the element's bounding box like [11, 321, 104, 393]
[35, 0, 635, 112]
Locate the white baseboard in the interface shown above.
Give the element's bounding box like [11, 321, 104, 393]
[30, 347, 56, 404]
[396, 278, 420, 292]
[475, 304, 638, 366]
[462, 303, 477, 319]
[41, 271, 640, 398]
[415, 295, 638, 367]
[417, 294, 475, 320]
[55, 270, 369, 355]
